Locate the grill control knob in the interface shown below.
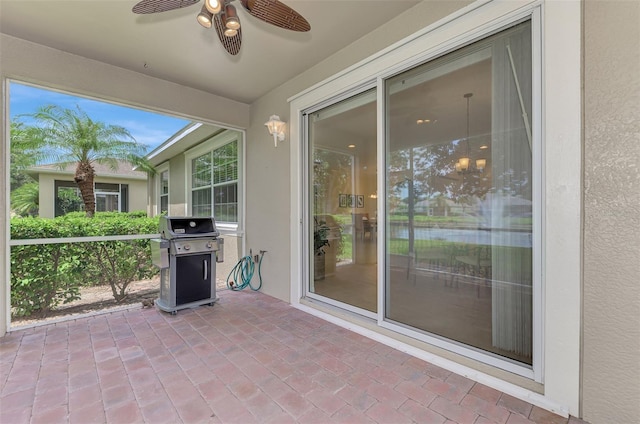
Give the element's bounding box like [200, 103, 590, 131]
[206, 241, 213, 249]
[183, 244, 191, 251]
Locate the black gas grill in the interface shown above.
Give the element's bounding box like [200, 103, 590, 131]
[150, 216, 224, 314]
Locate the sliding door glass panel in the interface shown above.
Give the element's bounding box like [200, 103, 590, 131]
[308, 89, 377, 313]
[385, 21, 533, 364]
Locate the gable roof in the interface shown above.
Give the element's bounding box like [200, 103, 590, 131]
[26, 160, 147, 181]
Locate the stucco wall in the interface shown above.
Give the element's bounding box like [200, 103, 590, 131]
[38, 174, 56, 218]
[35, 173, 147, 218]
[246, 0, 472, 302]
[582, 1, 640, 422]
[168, 154, 187, 216]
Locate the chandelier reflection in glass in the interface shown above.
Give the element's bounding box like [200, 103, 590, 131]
[455, 92, 486, 174]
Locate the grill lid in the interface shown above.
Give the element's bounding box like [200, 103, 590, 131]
[160, 216, 219, 239]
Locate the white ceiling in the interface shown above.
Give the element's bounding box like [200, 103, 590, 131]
[0, 0, 422, 104]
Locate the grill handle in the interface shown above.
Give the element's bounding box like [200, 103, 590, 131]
[203, 260, 208, 280]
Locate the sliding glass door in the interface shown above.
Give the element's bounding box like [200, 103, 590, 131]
[384, 21, 533, 364]
[307, 89, 378, 314]
[303, 20, 535, 367]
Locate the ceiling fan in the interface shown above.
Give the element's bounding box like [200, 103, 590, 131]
[132, 0, 310, 56]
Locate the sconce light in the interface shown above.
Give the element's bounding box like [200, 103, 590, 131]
[475, 158, 486, 172]
[265, 115, 286, 147]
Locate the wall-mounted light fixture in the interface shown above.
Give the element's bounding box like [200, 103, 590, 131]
[265, 115, 286, 147]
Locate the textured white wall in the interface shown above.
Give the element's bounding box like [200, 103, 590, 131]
[583, 1, 640, 422]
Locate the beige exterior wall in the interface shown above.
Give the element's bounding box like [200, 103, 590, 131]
[34, 172, 147, 218]
[168, 155, 187, 216]
[148, 163, 166, 216]
[246, 0, 473, 303]
[582, 1, 640, 422]
[149, 157, 188, 217]
[37, 174, 56, 218]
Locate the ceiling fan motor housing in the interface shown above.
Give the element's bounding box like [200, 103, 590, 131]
[132, 0, 310, 55]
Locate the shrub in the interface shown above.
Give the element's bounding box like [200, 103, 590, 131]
[78, 214, 159, 302]
[10, 212, 160, 317]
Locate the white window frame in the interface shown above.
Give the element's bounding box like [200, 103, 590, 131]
[94, 183, 122, 213]
[156, 163, 169, 215]
[289, 0, 581, 416]
[184, 130, 243, 233]
[54, 180, 127, 214]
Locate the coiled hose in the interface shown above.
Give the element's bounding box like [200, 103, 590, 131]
[226, 251, 264, 291]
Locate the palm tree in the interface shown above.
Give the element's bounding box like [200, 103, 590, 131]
[27, 105, 155, 217]
[11, 182, 39, 217]
[10, 121, 42, 191]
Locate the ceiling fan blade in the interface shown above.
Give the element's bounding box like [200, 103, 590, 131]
[214, 14, 242, 55]
[132, 0, 200, 14]
[238, 0, 311, 32]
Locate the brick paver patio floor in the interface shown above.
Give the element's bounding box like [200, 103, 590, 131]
[1, 289, 584, 423]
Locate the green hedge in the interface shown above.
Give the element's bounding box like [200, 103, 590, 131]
[10, 212, 160, 317]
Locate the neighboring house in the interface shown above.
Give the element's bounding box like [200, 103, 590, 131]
[25, 160, 148, 218]
[414, 197, 462, 216]
[1, 1, 638, 424]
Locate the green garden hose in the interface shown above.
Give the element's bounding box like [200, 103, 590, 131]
[226, 250, 264, 291]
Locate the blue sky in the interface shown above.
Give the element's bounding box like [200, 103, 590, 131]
[9, 82, 191, 152]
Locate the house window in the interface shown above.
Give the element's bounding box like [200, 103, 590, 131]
[192, 153, 213, 217]
[54, 181, 83, 216]
[95, 183, 125, 213]
[158, 168, 169, 215]
[54, 180, 129, 216]
[186, 131, 241, 225]
[212, 141, 238, 222]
